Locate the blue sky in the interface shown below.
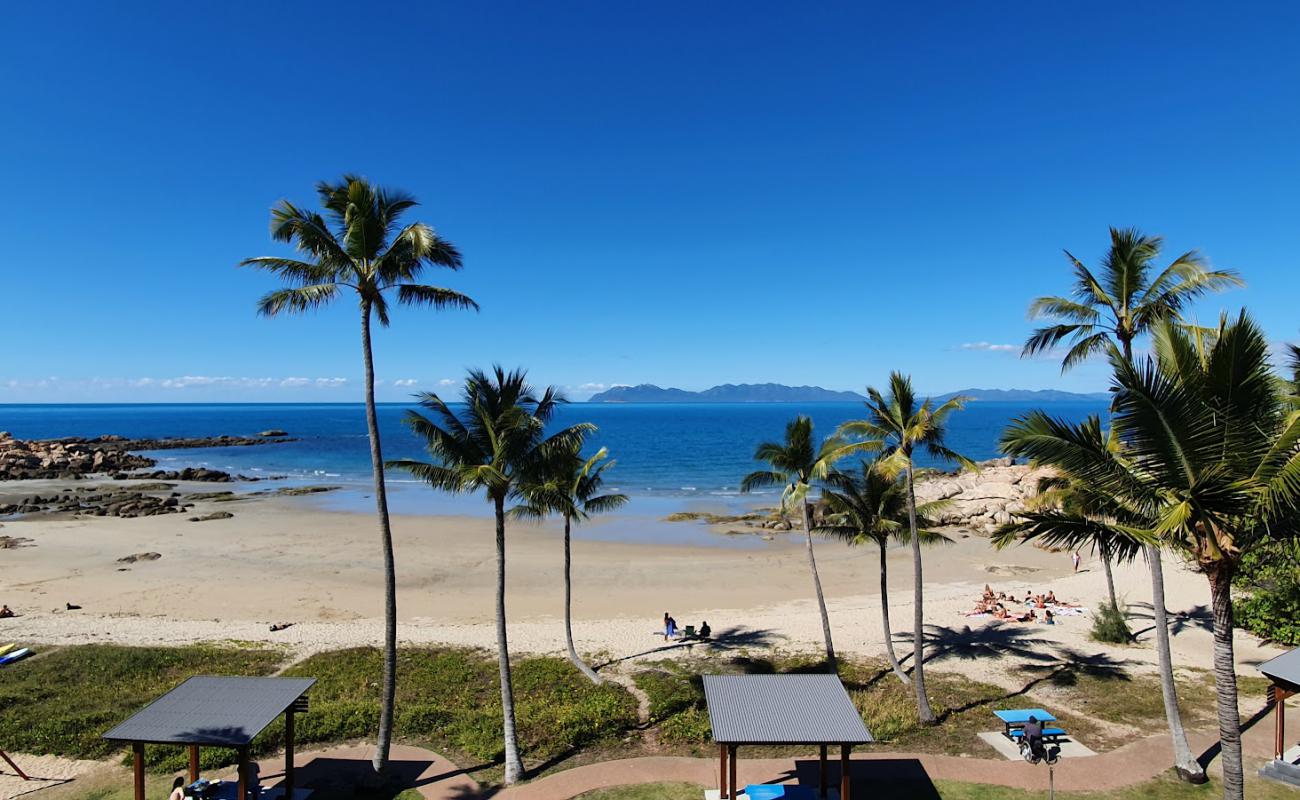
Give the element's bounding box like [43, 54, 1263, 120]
[2, 3, 1297, 402]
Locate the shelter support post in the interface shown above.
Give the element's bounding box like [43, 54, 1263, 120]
[189, 745, 200, 783]
[840, 744, 852, 800]
[1276, 686, 1291, 760]
[719, 743, 728, 799]
[237, 746, 249, 800]
[728, 745, 737, 800]
[818, 745, 827, 798]
[285, 708, 296, 800]
[132, 743, 145, 800]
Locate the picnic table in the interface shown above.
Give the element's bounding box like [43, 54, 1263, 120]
[993, 708, 1066, 742]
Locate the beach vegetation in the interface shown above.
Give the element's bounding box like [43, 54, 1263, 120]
[836, 373, 973, 724]
[513, 437, 628, 683]
[740, 416, 854, 668]
[389, 367, 593, 784]
[1019, 227, 1241, 785]
[240, 174, 476, 774]
[1090, 600, 1135, 644]
[1004, 312, 1300, 800]
[1233, 540, 1300, 645]
[816, 457, 951, 685]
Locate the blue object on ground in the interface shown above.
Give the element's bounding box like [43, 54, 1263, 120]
[743, 785, 818, 800]
[1010, 727, 1067, 739]
[993, 708, 1057, 724]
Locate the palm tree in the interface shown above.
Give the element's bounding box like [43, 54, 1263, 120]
[996, 421, 1143, 615]
[816, 459, 952, 685]
[1005, 314, 1300, 800]
[241, 175, 475, 772]
[389, 367, 590, 784]
[515, 440, 628, 683]
[740, 416, 850, 668]
[1021, 226, 1239, 783]
[836, 373, 972, 724]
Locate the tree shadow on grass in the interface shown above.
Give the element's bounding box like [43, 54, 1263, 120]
[591, 626, 783, 671]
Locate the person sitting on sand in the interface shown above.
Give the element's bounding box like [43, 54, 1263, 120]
[1034, 594, 1046, 609]
[1043, 608, 1055, 625]
[1046, 591, 1058, 604]
[168, 776, 186, 800]
[699, 621, 711, 639]
[663, 612, 677, 641]
[0, 605, 12, 618]
[993, 604, 1009, 620]
[983, 584, 994, 600]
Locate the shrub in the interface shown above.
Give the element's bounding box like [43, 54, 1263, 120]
[1234, 541, 1300, 645]
[1090, 600, 1133, 644]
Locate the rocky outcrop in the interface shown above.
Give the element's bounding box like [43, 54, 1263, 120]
[0, 431, 291, 481]
[0, 488, 194, 518]
[914, 458, 1053, 533]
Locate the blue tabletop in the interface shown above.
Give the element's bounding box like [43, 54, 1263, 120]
[994, 708, 1056, 724]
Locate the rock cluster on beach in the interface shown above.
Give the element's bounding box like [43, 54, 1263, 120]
[0, 488, 196, 518]
[913, 458, 1052, 533]
[0, 431, 292, 482]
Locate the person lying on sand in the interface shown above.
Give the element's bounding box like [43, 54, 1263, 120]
[0, 605, 12, 618]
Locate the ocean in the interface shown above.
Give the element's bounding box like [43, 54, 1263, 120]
[0, 401, 1105, 528]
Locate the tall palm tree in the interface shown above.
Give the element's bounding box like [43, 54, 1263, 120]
[389, 367, 590, 784]
[514, 441, 628, 683]
[1003, 314, 1300, 800]
[1021, 226, 1239, 783]
[740, 416, 850, 669]
[996, 421, 1142, 614]
[816, 459, 952, 686]
[837, 373, 972, 724]
[241, 175, 475, 772]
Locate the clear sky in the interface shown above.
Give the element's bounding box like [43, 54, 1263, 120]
[2, 2, 1297, 402]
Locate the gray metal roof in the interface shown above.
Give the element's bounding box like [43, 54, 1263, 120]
[103, 676, 315, 747]
[1259, 647, 1300, 692]
[703, 674, 873, 744]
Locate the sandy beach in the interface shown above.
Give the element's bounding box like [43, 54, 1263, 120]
[0, 480, 1284, 689]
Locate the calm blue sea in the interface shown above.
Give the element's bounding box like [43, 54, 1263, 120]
[0, 402, 1105, 529]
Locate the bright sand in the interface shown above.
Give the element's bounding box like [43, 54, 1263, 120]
[0, 482, 1283, 687]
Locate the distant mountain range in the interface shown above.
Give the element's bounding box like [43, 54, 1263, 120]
[586, 384, 1108, 403]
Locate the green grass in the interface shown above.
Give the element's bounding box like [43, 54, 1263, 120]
[0, 644, 282, 764]
[282, 647, 638, 769]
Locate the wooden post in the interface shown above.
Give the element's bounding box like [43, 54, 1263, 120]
[237, 746, 249, 800]
[0, 750, 30, 781]
[818, 744, 828, 798]
[728, 745, 737, 800]
[1276, 686, 1289, 761]
[132, 743, 145, 800]
[840, 744, 851, 800]
[719, 743, 728, 799]
[189, 745, 200, 783]
[284, 709, 296, 800]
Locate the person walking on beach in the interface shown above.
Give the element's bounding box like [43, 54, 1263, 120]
[663, 612, 677, 640]
[1071, 551, 1081, 573]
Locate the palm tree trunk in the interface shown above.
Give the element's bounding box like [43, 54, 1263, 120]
[879, 541, 909, 685]
[1148, 544, 1206, 783]
[360, 303, 398, 775]
[1208, 560, 1245, 800]
[564, 515, 601, 683]
[905, 463, 935, 724]
[1100, 541, 1118, 612]
[801, 501, 836, 670]
[494, 496, 526, 783]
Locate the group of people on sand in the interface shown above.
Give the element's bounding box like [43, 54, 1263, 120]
[662, 612, 710, 641]
[965, 585, 1083, 625]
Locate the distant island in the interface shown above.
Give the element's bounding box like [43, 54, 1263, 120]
[586, 383, 1108, 403]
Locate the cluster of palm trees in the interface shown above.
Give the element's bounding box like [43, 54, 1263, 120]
[998, 228, 1297, 800]
[242, 177, 625, 785]
[243, 183, 1291, 800]
[742, 374, 972, 723]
